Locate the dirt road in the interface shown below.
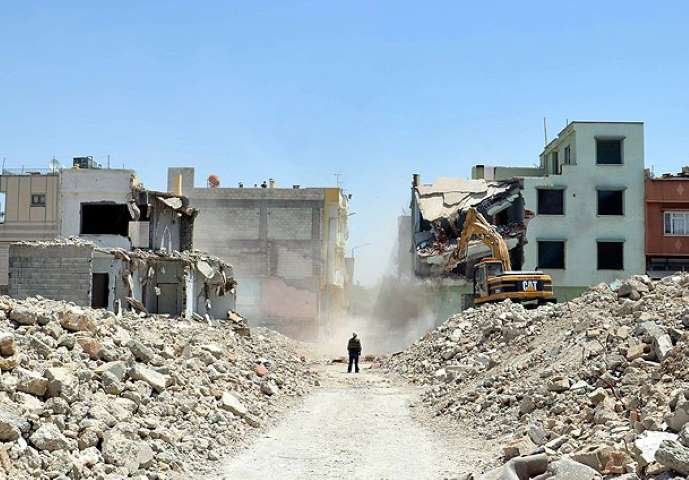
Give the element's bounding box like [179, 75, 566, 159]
[207, 363, 496, 480]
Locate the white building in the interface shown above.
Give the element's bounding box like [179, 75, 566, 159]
[473, 121, 646, 299]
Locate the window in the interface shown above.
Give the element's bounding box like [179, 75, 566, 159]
[0, 192, 5, 224]
[538, 241, 565, 269]
[598, 241, 624, 270]
[597, 190, 624, 215]
[30, 193, 46, 207]
[596, 139, 622, 164]
[537, 189, 564, 215]
[664, 211, 689, 236]
[81, 203, 130, 235]
[564, 145, 572, 165]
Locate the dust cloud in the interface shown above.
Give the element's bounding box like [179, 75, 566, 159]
[319, 277, 441, 357]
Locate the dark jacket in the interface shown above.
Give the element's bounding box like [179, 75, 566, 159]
[347, 336, 362, 355]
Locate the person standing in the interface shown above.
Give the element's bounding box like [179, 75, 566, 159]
[347, 333, 362, 373]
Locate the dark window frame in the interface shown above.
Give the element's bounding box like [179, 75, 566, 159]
[597, 189, 624, 216]
[537, 188, 565, 215]
[537, 240, 566, 269]
[30, 193, 46, 207]
[597, 241, 624, 270]
[596, 137, 624, 165]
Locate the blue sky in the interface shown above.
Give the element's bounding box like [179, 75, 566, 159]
[2, 2, 689, 284]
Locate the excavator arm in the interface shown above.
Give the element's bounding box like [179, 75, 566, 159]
[445, 207, 512, 272]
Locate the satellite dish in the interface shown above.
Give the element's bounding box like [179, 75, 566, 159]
[48, 158, 62, 172]
[208, 175, 220, 188]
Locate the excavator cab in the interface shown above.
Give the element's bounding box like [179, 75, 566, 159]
[473, 258, 504, 298]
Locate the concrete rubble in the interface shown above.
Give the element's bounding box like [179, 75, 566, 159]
[388, 273, 689, 479]
[0, 295, 316, 479]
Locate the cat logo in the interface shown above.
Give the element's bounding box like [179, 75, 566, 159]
[522, 280, 538, 292]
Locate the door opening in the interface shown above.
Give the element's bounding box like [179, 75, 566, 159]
[91, 273, 109, 309]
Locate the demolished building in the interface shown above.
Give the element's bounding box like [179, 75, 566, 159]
[8, 239, 236, 318]
[410, 174, 526, 279]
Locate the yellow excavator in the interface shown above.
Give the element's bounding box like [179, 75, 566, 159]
[446, 207, 555, 307]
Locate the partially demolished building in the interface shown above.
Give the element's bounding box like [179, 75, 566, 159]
[3, 160, 237, 320]
[59, 167, 197, 251]
[167, 167, 350, 340]
[410, 175, 526, 279]
[8, 240, 235, 318]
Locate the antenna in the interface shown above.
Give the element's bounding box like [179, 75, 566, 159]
[334, 173, 343, 188]
[107, 154, 111, 169]
[543, 117, 548, 146]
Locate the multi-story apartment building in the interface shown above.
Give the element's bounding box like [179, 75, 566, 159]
[473, 121, 646, 299]
[645, 167, 689, 277]
[0, 168, 60, 289]
[167, 167, 349, 341]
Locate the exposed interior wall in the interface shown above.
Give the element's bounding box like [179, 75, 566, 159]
[8, 244, 93, 305]
[150, 204, 182, 251]
[140, 259, 184, 315]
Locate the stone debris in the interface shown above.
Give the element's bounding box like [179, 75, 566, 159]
[388, 274, 689, 478]
[0, 295, 316, 479]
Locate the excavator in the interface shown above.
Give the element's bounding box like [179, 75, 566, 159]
[446, 207, 555, 307]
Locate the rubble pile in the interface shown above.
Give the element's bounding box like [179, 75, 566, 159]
[388, 274, 689, 479]
[0, 296, 316, 479]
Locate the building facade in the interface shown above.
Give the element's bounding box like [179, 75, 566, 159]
[645, 167, 689, 277]
[0, 169, 60, 288]
[167, 167, 349, 340]
[473, 121, 646, 299]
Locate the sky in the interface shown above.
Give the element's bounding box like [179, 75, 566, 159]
[2, 2, 689, 285]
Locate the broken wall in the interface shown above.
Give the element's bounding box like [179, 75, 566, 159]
[59, 169, 136, 249]
[191, 271, 236, 319]
[8, 243, 93, 305]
